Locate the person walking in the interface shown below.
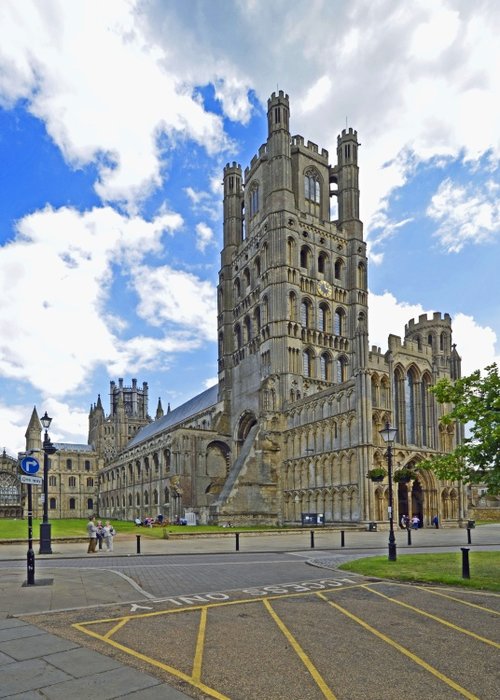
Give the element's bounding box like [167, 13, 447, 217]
[96, 520, 104, 550]
[432, 515, 439, 529]
[87, 515, 98, 553]
[411, 515, 420, 530]
[103, 521, 115, 551]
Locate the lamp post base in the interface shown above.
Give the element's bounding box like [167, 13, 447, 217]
[388, 541, 397, 561]
[39, 523, 52, 554]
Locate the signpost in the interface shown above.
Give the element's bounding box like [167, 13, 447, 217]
[19, 456, 40, 586]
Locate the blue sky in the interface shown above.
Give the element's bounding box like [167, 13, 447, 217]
[0, 0, 499, 454]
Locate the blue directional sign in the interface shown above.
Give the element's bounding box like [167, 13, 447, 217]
[20, 456, 40, 475]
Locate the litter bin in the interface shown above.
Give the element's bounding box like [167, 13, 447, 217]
[467, 520, 475, 529]
[368, 522, 377, 532]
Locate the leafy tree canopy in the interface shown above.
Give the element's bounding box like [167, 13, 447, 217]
[419, 363, 500, 494]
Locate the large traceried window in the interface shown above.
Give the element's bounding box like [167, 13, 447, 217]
[405, 370, 416, 444]
[304, 169, 321, 204]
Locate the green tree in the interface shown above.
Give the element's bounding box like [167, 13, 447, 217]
[419, 363, 500, 494]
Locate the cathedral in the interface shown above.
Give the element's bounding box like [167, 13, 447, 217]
[2, 91, 467, 527]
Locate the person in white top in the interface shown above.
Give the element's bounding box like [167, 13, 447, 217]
[103, 521, 116, 551]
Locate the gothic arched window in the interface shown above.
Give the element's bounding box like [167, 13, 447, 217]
[249, 182, 259, 218]
[301, 299, 312, 327]
[320, 353, 332, 381]
[304, 169, 321, 204]
[334, 308, 345, 336]
[336, 356, 348, 383]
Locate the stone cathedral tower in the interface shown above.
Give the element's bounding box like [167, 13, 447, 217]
[92, 91, 466, 529]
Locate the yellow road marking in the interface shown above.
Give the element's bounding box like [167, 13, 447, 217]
[72, 581, 366, 628]
[263, 598, 336, 700]
[73, 619, 230, 700]
[363, 585, 500, 649]
[316, 592, 480, 700]
[415, 586, 500, 614]
[192, 607, 207, 683]
[104, 616, 130, 639]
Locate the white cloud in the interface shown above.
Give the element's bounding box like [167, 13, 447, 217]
[0, 204, 184, 396]
[368, 291, 499, 376]
[427, 178, 500, 252]
[195, 222, 214, 252]
[134, 264, 217, 342]
[0, 0, 228, 209]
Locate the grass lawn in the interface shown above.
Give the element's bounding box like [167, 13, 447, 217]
[340, 551, 500, 591]
[0, 518, 280, 540]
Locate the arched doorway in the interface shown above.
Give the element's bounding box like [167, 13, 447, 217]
[411, 479, 424, 526]
[237, 411, 257, 443]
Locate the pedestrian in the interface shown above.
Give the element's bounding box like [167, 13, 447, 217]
[96, 520, 104, 550]
[432, 515, 439, 529]
[103, 520, 116, 551]
[411, 515, 419, 530]
[87, 515, 98, 553]
[400, 514, 407, 529]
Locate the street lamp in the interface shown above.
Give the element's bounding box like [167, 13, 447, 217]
[379, 421, 398, 562]
[39, 412, 56, 554]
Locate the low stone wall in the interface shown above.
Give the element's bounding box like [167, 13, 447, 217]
[468, 507, 500, 522]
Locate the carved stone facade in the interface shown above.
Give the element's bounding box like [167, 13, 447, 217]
[96, 91, 466, 527]
[5, 91, 466, 526]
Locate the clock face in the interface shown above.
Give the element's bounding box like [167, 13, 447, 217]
[317, 280, 332, 297]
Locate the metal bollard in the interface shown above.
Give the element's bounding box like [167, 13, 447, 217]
[407, 528, 412, 545]
[467, 528, 472, 544]
[310, 530, 315, 548]
[461, 547, 470, 579]
[340, 530, 345, 548]
[136, 534, 141, 554]
[235, 532, 240, 551]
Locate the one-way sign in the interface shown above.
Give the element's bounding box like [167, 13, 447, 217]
[20, 456, 40, 474]
[19, 474, 43, 485]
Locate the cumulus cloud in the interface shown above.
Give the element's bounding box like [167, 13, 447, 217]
[0, 0, 228, 209]
[427, 178, 500, 252]
[133, 264, 217, 341]
[0, 204, 183, 396]
[195, 222, 215, 252]
[369, 291, 499, 376]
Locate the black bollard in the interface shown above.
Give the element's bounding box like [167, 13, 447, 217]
[340, 530, 345, 547]
[235, 532, 240, 551]
[467, 527, 472, 544]
[26, 484, 35, 585]
[461, 547, 470, 579]
[136, 534, 141, 554]
[407, 528, 412, 545]
[310, 530, 315, 548]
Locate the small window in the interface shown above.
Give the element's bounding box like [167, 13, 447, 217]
[69, 476, 76, 488]
[84, 460, 91, 471]
[66, 458, 72, 470]
[87, 498, 93, 510]
[249, 184, 259, 218]
[49, 497, 57, 510]
[87, 477, 94, 487]
[69, 498, 76, 510]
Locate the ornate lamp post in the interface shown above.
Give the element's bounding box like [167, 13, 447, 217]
[379, 421, 398, 562]
[39, 412, 56, 554]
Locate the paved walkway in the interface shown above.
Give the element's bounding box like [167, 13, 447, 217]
[0, 524, 498, 699]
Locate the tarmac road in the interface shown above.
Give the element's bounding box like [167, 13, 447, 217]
[0, 525, 498, 699]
